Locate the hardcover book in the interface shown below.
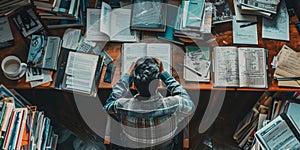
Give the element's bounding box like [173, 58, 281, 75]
[0, 17, 14, 49]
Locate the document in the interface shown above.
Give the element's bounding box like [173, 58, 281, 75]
[232, 16, 258, 45]
[213, 46, 267, 88]
[274, 45, 300, 87]
[121, 43, 171, 76]
[64, 52, 99, 95]
[262, 1, 289, 41]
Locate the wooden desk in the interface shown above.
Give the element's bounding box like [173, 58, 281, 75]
[1, 4, 300, 92]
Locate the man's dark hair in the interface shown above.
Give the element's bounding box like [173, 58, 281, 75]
[133, 56, 160, 97]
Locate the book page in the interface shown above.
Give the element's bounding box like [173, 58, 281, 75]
[213, 47, 239, 87]
[121, 43, 147, 76]
[146, 43, 171, 74]
[100, 2, 111, 36]
[86, 8, 109, 41]
[238, 47, 267, 88]
[64, 52, 98, 94]
[110, 8, 137, 42]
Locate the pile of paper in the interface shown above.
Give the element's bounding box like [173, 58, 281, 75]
[273, 45, 300, 87]
[26, 67, 53, 88]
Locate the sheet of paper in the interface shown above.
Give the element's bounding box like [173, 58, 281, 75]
[213, 47, 239, 87]
[100, 2, 111, 37]
[262, 0, 289, 41]
[86, 8, 109, 41]
[62, 28, 81, 50]
[238, 47, 267, 88]
[233, 16, 258, 45]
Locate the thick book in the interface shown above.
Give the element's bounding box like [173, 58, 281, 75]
[121, 43, 172, 76]
[85, 2, 138, 42]
[27, 35, 62, 70]
[0, 17, 14, 49]
[184, 46, 211, 82]
[213, 46, 268, 88]
[52, 49, 104, 97]
[255, 113, 300, 150]
[130, 0, 167, 32]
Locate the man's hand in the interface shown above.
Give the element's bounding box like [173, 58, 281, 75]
[127, 61, 135, 76]
[153, 57, 164, 74]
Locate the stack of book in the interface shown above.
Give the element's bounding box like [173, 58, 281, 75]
[0, 0, 30, 16]
[0, 85, 58, 150]
[235, 0, 281, 18]
[233, 91, 300, 149]
[33, 0, 87, 29]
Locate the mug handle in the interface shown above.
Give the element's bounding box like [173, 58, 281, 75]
[19, 63, 28, 78]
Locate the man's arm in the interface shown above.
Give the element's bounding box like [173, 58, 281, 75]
[160, 72, 195, 114]
[103, 73, 133, 114]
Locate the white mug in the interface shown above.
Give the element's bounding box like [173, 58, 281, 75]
[1, 56, 27, 80]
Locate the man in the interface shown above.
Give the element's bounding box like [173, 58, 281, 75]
[104, 56, 195, 149]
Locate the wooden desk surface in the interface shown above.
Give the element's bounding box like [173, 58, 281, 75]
[1, 2, 300, 92]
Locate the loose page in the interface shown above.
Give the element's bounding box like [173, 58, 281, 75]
[274, 45, 300, 87]
[238, 48, 267, 88]
[213, 47, 239, 87]
[232, 16, 258, 45]
[110, 8, 137, 42]
[100, 2, 111, 37]
[146, 43, 171, 74]
[262, 0, 289, 41]
[121, 43, 147, 76]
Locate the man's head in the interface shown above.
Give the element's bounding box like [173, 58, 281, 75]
[133, 56, 160, 97]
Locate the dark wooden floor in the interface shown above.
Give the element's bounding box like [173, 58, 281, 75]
[16, 89, 263, 150]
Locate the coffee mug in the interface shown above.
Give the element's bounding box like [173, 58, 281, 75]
[1, 55, 27, 80]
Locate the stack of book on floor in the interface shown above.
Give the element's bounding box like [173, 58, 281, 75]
[235, 0, 281, 18]
[233, 91, 300, 150]
[33, 0, 87, 29]
[0, 85, 58, 150]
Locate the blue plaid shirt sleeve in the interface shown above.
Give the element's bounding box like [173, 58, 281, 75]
[103, 73, 133, 114]
[160, 72, 195, 115]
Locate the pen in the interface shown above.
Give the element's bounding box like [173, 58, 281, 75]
[274, 77, 300, 81]
[240, 22, 257, 28]
[183, 64, 202, 77]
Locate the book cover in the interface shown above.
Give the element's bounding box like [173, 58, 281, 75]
[27, 35, 62, 70]
[208, 0, 233, 24]
[186, 0, 205, 29]
[184, 46, 211, 82]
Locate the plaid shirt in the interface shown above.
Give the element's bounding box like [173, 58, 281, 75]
[104, 72, 194, 148]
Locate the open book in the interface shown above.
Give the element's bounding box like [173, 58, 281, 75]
[86, 2, 138, 42]
[121, 43, 172, 76]
[213, 46, 268, 88]
[53, 49, 104, 97]
[255, 113, 300, 150]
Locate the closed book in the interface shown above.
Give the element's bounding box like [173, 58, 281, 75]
[0, 17, 14, 49]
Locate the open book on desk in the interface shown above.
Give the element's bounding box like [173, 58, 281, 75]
[86, 2, 138, 42]
[213, 46, 268, 88]
[121, 43, 172, 76]
[52, 49, 104, 97]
